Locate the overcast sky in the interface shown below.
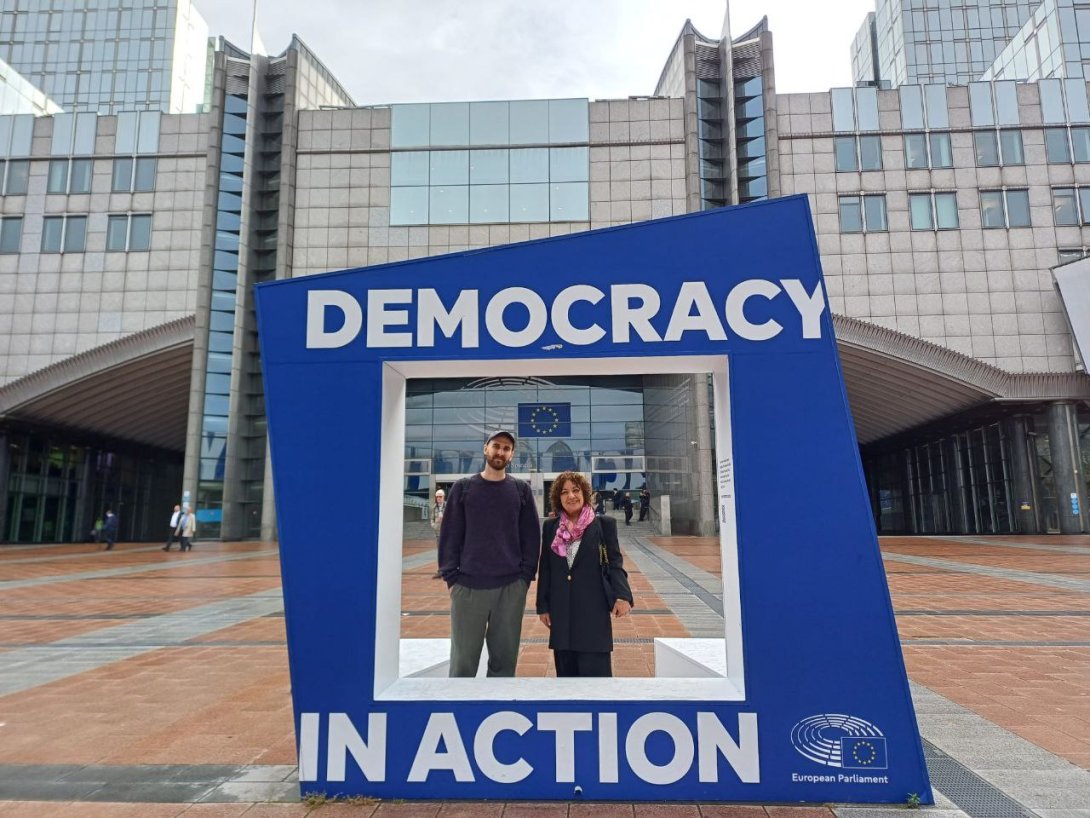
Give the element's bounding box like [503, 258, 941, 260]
[197, 0, 876, 105]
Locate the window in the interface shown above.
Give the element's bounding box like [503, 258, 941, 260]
[3, 160, 29, 195]
[909, 192, 959, 230]
[40, 215, 87, 252]
[839, 194, 887, 232]
[836, 137, 858, 172]
[1058, 248, 1089, 264]
[904, 132, 951, 168]
[859, 135, 882, 170]
[106, 213, 152, 251]
[1051, 187, 1090, 226]
[47, 158, 93, 194]
[834, 135, 882, 172]
[974, 131, 999, 166]
[929, 133, 953, 168]
[134, 158, 156, 191]
[904, 133, 928, 169]
[1045, 128, 1074, 163]
[1054, 188, 1079, 225]
[111, 157, 156, 192]
[390, 146, 588, 225]
[981, 189, 1030, 228]
[112, 158, 133, 192]
[0, 217, 22, 253]
[1000, 130, 1024, 165]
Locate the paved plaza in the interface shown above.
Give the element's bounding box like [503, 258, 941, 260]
[0, 531, 1088, 816]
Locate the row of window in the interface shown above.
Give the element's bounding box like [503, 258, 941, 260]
[838, 189, 1032, 232]
[0, 213, 151, 253]
[0, 156, 156, 195]
[835, 130, 1023, 171]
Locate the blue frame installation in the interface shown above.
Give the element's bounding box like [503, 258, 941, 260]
[255, 195, 932, 804]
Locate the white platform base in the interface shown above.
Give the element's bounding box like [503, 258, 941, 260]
[387, 638, 740, 701]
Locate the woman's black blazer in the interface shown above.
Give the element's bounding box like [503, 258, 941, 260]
[536, 513, 634, 653]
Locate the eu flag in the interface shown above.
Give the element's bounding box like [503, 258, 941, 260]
[518, 403, 572, 438]
[840, 736, 888, 770]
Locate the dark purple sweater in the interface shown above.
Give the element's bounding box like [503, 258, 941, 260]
[437, 474, 541, 589]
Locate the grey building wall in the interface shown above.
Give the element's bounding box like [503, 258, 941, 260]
[289, 99, 688, 275]
[778, 82, 1081, 375]
[0, 111, 208, 386]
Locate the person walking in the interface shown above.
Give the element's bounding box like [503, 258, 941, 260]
[178, 507, 196, 551]
[437, 430, 541, 677]
[622, 492, 634, 526]
[430, 488, 446, 579]
[162, 504, 182, 551]
[536, 470, 633, 677]
[101, 509, 119, 550]
[639, 486, 651, 522]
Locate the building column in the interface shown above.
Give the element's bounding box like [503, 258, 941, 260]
[1047, 402, 1088, 534]
[1006, 416, 1040, 534]
[691, 375, 717, 536]
[942, 436, 969, 534]
[0, 434, 8, 542]
[260, 436, 277, 542]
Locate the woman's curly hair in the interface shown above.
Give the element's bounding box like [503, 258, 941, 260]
[549, 471, 594, 516]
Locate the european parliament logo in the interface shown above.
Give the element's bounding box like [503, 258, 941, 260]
[790, 714, 889, 770]
[518, 403, 571, 438]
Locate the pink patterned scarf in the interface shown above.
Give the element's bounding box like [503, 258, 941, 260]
[551, 503, 596, 558]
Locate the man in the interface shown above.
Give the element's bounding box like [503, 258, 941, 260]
[102, 509, 119, 550]
[162, 504, 182, 551]
[438, 430, 541, 677]
[622, 492, 634, 526]
[639, 486, 651, 522]
[430, 488, 446, 579]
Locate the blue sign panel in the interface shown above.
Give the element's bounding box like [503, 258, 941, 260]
[255, 196, 931, 804]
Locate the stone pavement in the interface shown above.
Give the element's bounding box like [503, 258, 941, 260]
[0, 533, 1088, 816]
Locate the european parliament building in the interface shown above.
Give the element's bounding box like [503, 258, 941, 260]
[0, 0, 1087, 543]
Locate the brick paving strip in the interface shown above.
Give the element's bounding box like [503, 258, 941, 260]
[880, 551, 1090, 593]
[2, 537, 1089, 816]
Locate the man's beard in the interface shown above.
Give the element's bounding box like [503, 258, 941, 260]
[489, 455, 509, 469]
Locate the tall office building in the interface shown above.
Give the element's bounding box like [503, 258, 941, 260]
[0, 2, 1086, 543]
[0, 0, 208, 114]
[849, 0, 1079, 88]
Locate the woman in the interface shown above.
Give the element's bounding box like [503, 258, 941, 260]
[536, 471, 633, 677]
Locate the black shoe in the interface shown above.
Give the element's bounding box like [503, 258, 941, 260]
[431, 571, 442, 579]
[162, 546, 170, 551]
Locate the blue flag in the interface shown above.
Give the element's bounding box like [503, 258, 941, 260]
[840, 736, 888, 770]
[518, 403, 571, 438]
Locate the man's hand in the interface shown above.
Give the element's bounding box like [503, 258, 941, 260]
[539, 612, 551, 627]
[612, 599, 632, 618]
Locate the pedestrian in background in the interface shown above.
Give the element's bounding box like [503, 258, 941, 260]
[102, 509, 119, 550]
[430, 488, 446, 579]
[162, 504, 182, 551]
[178, 507, 196, 552]
[623, 492, 634, 526]
[639, 486, 651, 522]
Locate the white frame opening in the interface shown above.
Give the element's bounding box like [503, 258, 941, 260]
[375, 355, 744, 702]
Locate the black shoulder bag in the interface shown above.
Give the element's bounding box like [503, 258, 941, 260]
[598, 540, 618, 612]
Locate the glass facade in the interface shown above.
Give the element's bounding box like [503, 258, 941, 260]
[196, 91, 247, 538]
[403, 376, 649, 504]
[0, 0, 208, 114]
[389, 100, 589, 225]
[2, 430, 182, 543]
[734, 75, 767, 203]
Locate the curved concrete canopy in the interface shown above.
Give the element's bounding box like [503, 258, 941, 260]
[0, 316, 195, 452]
[834, 315, 1090, 444]
[0, 312, 1085, 455]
